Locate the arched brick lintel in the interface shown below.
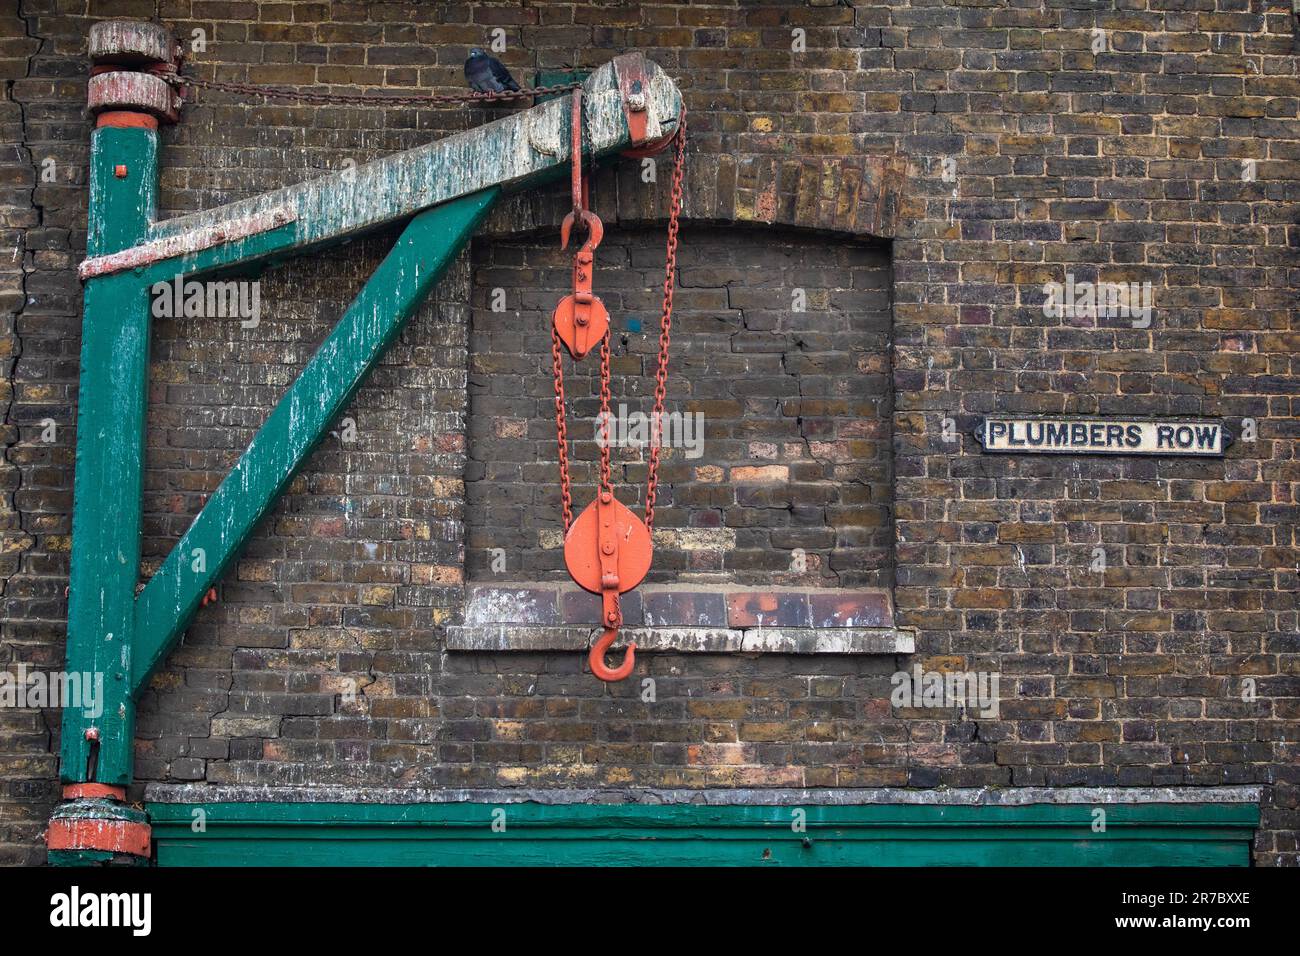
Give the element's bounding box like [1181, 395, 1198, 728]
[480, 153, 907, 242]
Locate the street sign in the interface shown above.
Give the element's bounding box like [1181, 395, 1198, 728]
[974, 417, 1231, 456]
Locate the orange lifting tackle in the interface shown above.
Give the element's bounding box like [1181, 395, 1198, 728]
[548, 89, 687, 682]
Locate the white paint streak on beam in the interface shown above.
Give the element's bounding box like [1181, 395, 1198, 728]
[79, 205, 296, 279]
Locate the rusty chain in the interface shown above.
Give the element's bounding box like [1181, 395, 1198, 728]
[598, 330, 614, 496]
[161, 69, 582, 107]
[549, 113, 686, 537]
[550, 324, 575, 533]
[643, 109, 686, 533]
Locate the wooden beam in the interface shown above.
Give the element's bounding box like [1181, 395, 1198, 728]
[79, 55, 682, 281]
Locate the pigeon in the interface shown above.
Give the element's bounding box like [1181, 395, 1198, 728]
[464, 48, 521, 94]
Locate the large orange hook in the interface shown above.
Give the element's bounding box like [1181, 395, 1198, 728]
[589, 626, 635, 682]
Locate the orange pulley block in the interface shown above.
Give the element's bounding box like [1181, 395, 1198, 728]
[564, 490, 653, 681]
[552, 209, 608, 359]
[549, 97, 687, 682]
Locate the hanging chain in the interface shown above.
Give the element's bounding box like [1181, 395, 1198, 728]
[160, 69, 581, 107]
[551, 324, 574, 532]
[644, 109, 687, 533]
[551, 112, 686, 535]
[597, 329, 619, 635]
[598, 331, 614, 496]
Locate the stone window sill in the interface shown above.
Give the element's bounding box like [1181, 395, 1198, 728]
[447, 583, 914, 655]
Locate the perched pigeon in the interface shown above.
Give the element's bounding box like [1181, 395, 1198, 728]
[464, 48, 521, 94]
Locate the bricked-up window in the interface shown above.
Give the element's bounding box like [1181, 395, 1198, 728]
[465, 226, 892, 589]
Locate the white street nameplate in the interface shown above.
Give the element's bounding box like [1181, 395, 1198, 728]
[975, 418, 1230, 456]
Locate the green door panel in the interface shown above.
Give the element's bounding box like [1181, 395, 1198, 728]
[148, 801, 1258, 867]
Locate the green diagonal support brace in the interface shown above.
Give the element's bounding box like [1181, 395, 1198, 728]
[131, 189, 498, 696]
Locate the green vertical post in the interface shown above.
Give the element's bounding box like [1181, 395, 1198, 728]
[61, 126, 158, 785]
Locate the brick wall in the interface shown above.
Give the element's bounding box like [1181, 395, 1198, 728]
[1, 0, 1297, 865]
[466, 226, 893, 586]
[1, 3, 58, 865]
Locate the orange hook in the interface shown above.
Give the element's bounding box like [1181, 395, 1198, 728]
[589, 626, 636, 682]
[560, 208, 603, 254]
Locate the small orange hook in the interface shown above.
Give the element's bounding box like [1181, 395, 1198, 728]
[589, 626, 635, 682]
[560, 208, 603, 253]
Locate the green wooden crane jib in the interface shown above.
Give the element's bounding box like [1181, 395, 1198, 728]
[62, 54, 684, 787]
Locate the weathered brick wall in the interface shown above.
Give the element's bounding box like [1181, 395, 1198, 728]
[466, 226, 893, 586]
[1, 0, 1297, 865]
[1, 3, 60, 866]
